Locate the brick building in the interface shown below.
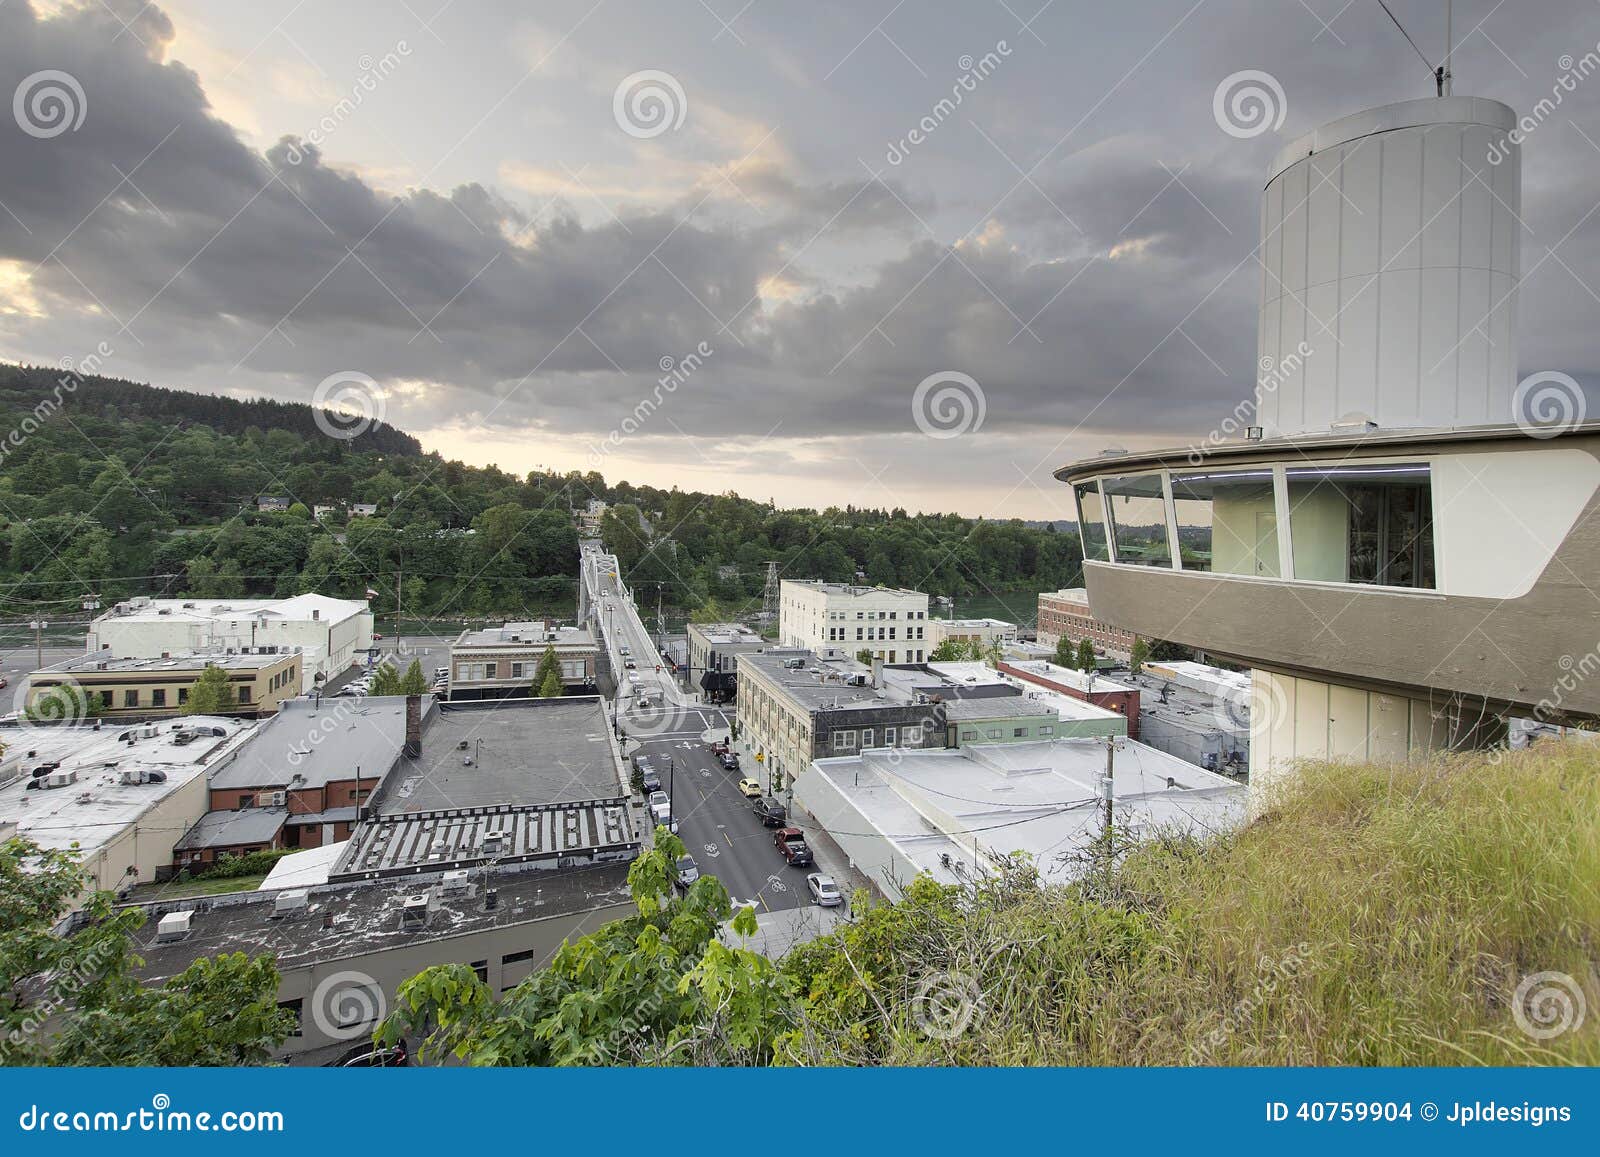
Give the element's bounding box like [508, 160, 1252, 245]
[1036, 587, 1137, 661]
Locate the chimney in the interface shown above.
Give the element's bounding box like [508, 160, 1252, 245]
[870, 657, 883, 689]
[404, 694, 422, 757]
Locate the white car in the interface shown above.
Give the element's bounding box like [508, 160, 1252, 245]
[806, 873, 842, 907]
[648, 790, 671, 826]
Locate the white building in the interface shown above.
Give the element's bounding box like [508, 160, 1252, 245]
[86, 594, 373, 694]
[796, 741, 1244, 901]
[349, 503, 379, 518]
[926, 617, 1016, 651]
[778, 580, 931, 664]
[0, 717, 255, 905]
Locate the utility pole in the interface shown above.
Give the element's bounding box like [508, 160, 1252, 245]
[30, 618, 46, 670]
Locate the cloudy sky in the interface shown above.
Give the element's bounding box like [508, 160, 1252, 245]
[3, 0, 1599, 521]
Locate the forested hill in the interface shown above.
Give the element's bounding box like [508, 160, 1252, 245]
[0, 361, 1081, 622]
[0, 363, 421, 456]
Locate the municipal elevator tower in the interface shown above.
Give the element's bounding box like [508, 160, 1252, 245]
[1057, 91, 1600, 792]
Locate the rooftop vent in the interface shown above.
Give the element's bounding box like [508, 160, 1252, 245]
[156, 911, 193, 942]
[271, 889, 310, 919]
[400, 893, 431, 929]
[440, 869, 470, 896]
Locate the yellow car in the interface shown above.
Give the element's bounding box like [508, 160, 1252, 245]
[737, 778, 762, 799]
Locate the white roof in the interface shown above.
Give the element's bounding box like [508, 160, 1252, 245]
[95, 593, 368, 627]
[921, 661, 1123, 723]
[806, 740, 1244, 888]
[1145, 660, 1250, 699]
[1001, 659, 1134, 695]
[0, 718, 255, 859]
[257, 840, 349, 891]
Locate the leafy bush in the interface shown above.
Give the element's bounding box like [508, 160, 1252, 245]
[193, 849, 295, 880]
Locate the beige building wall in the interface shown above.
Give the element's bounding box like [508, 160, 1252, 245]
[1250, 668, 1508, 806]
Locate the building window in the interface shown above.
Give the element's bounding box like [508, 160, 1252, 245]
[832, 730, 857, 752]
[511, 662, 523, 678]
[1169, 468, 1281, 577]
[239, 687, 252, 704]
[1014, 727, 1029, 738]
[484, 663, 497, 679]
[1039, 724, 1054, 736]
[502, 949, 536, 966]
[1075, 479, 1111, 562]
[861, 729, 873, 747]
[884, 726, 896, 746]
[152, 689, 166, 707]
[1102, 473, 1171, 567]
[124, 689, 138, 708]
[987, 728, 1002, 739]
[177, 687, 188, 706]
[1286, 463, 1435, 588]
[960, 729, 977, 741]
[470, 960, 489, 983]
[278, 998, 304, 1036]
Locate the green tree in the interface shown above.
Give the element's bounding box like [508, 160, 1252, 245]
[378, 829, 793, 1064]
[1054, 635, 1076, 667]
[24, 683, 103, 723]
[1, 838, 295, 1066]
[183, 664, 237, 714]
[368, 659, 403, 697]
[531, 645, 562, 697]
[1129, 637, 1151, 675]
[400, 659, 429, 695]
[1076, 638, 1097, 672]
[286, 501, 311, 519]
[856, 649, 874, 666]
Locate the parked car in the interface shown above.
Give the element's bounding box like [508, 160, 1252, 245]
[806, 873, 842, 907]
[648, 790, 671, 825]
[435, 667, 449, 680]
[719, 751, 739, 771]
[641, 767, 662, 793]
[737, 778, 762, 799]
[774, 826, 813, 866]
[373, 633, 384, 641]
[675, 854, 700, 889]
[753, 797, 787, 826]
[324, 1039, 409, 1067]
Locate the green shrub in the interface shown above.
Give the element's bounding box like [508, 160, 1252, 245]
[193, 848, 295, 880]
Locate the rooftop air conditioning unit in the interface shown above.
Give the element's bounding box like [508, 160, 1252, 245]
[481, 828, 509, 854]
[44, 769, 77, 789]
[271, 889, 309, 919]
[440, 869, 470, 895]
[142, 725, 160, 739]
[400, 893, 431, 928]
[118, 768, 143, 786]
[156, 911, 193, 942]
[267, 790, 287, 807]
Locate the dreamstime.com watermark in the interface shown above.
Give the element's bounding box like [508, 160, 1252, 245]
[1512, 370, 1586, 439]
[1186, 340, 1311, 464]
[1511, 970, 1588, 1042]
[586, 340, 714, 465]
[1487, 48, 1600, 165]
[310, 969, 386, 1042]
[279, 43, 413, 166]
[1213, 69, 1287, 139]
[312, 370, 387, 440]
[1191, 940, 1316, 1062]
[16, 1095, 284, 1134]
[912, 370, 986, 439]
[885, 41, 1012, 166]
[1531, 644, 1600, 724]
[13, 69, 87, 139]
[613, 70, 688, 139]
[910, 970, 982, 1040]
[0, 342, 114, 468]
[1, 933, 125, 1063]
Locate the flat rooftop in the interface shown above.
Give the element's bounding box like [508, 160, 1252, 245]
[805, 741, 1245, 888]
[94, 594, 368, 627]
[934, 617, 1016, 629]
[1000, 659, 1135, 696]
[42, 651, 292, 675]
[925, 661, 1126, 724]
[780, 580, 926, 599]
[373, 696, 624, 815]
[210, 695, 420, 792]
[688, 622, 764, 644]
[738, 649, 905, 713]
[1121, 670, 1250, 734]
[453, 621, 596, 649]
[0, 718, 255, 858]
[131, 863, 635, 981]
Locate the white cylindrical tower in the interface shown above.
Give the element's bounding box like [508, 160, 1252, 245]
[1255, 96, 1520, 436]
